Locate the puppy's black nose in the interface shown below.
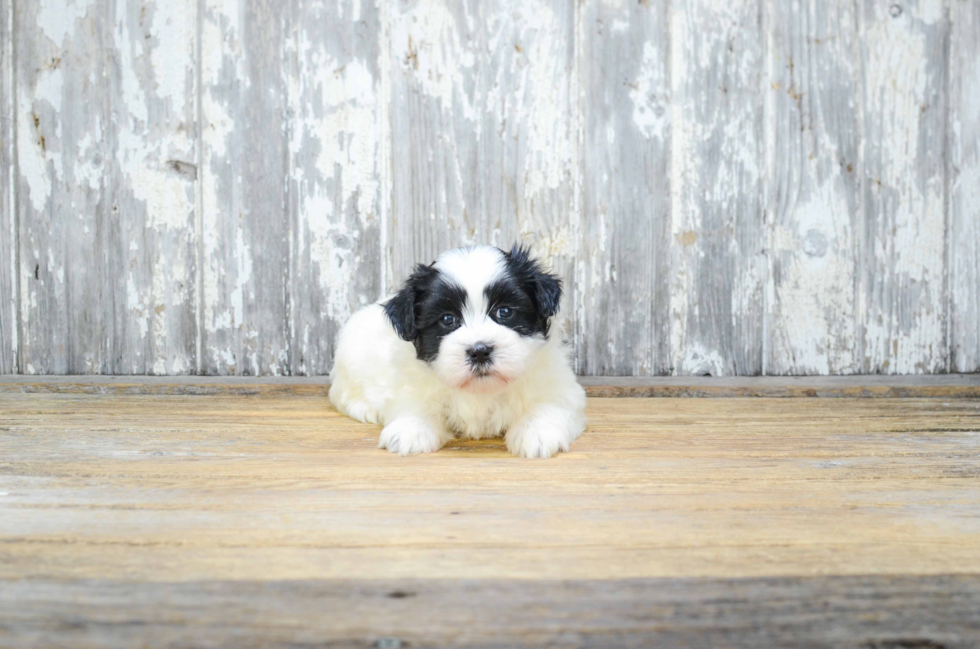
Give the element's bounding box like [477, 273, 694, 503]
[467, 343, 494, 365]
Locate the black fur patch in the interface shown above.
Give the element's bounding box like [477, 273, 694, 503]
[485, 244, 562, 338]
[413, 279, 468, 361]
[383, 264, 468, 361]
[382, 263, 437, 341]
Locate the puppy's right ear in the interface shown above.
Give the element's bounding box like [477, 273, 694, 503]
[383, 263, 437, 341]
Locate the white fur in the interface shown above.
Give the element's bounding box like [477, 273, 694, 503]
[329, 246, 586, 458]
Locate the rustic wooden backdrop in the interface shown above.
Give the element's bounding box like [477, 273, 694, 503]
[0, 0, 977, 377]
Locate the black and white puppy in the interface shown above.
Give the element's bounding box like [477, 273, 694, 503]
[329, 244, 586, 458]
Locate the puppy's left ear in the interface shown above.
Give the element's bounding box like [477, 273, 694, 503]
[508, 244, 562, 319]
[383, 263, 437, 341]
[534, 271, 562, 319]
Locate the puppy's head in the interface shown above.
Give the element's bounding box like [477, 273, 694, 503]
[383, 244, 561, 392]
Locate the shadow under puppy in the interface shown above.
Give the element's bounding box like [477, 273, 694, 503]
[329, 244, 586, 458]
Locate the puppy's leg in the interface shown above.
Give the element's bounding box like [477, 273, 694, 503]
[505, 403, 586, 459]
[379, 414, 453, 456]
[329, 382, 383, 424]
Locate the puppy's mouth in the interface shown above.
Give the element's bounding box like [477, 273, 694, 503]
[460, 366, 510, 390]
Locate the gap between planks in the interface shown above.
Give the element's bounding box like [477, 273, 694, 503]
[0, 374, 978, 398]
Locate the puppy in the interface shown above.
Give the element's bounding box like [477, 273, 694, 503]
[329, 244, 586, 458]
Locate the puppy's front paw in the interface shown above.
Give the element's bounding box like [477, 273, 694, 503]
[379, 416, 451, 456]
[505, 408, 584, 459]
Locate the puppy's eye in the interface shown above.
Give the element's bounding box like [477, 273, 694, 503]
[495, 307, 513, 320]
[440, 314, 457, 327]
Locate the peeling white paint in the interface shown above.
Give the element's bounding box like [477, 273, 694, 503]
[678, 343, 725, 377]
[210, 346, 236, 370]
[99, 0, 198, 373]
[669, 0, 765, 376]
[765, 0, 864, 376]
[502, 2, 572, 202]
[915, 0, 944, 26]
[228, 223, 252, 331]
[37, 0, 95, 46]
[771, 185, 856, 375]
[117, 34, 148, 125]
[296, 54, 378, 219]
[17, 95, 52, 212]
[629, 41, 668, 141]
[127, 275, 150, 340]
[18, 62, 68, 212]
[305, 194, 356, 321]
[33, 66, 64, 114]
[133, 165, 194, 231]
[863, 2, 946, 373]
[391, 0, 476, 119]
[200, 0, 246, 351]
[148, 0, 195, 110]
[525, 223, 572, 268]
[285, 2, 383, 344]
[668, 2, 693, 373]
[949, 0, 980, 372]
[73, 131, 103, 190]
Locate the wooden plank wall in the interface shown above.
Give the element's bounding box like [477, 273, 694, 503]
[2, 0, 977, 377]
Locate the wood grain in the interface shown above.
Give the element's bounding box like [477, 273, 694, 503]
[2, 393, 979, 582]
[387, 0, 478, 276]
[16, 0, 109, 373]
[669, 0, 766, 376]
[949, 0, 980, 373]
[576, 0, 670, 376]
[200, 0, 290, 375]
[767, 0, 862, 375]
[285, 0, 384, 376]
[860, 0, 948, 374]
[104, 0, 199, 374]
[0, 0, 14, 373]
[2, 576, 978, 648]
[1, 391, 979, 646]
[15, 0, 200, 375]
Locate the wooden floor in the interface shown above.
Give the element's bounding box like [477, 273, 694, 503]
[1, 379, 979, 648]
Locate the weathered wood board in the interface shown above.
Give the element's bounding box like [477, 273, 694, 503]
[15, 0, 109, 374]
[861, 0, 948, 374]
[577, 0, 670, 376]
[106, 0, 199, 375]
[669, 0, 767, 378]
[767, 0, 863, 375]
[200, 0, 291, 376]
[4, 575, 979, 648]
[2, 0, 975, 377]
[285, 0, 384, 376]
[1, 391, 979, 646]
[949, 0, 980, 373]
[0, 0, 15, 373]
